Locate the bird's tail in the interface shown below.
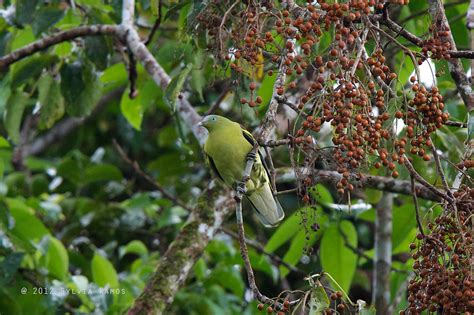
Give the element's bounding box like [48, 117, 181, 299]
[247, 183, 285, 227]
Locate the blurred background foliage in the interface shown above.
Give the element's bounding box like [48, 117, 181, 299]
[0, 0, 470, 314]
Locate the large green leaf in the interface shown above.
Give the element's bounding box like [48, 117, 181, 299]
[60, 62, 103, 117]
[15, 0, 39, 25]
[119, 240, 148, 259]
[11, 55, 57, 89]
[264, 212, 300, 253]
[164, 63, 192, 111]
[38, 73, 65, 129]
[85, 36, 110, 70]
[31, 7, 65, 36]
[91, 252, 119, 288]
[280, 229, 306, 278]
[7, 198, 50, 243]
[0, 253, 24, 285]
[39, 236, 69, 280]
[4, 91, 28, 144]
[84, 164, 123, 183]
[120, 89, 144, 130]
[320, 220, 357, 293]
[392, 204, 416, 247]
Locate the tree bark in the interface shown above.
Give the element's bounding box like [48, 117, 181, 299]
[128, 194, 234, 314]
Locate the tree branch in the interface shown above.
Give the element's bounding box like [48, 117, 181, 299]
[0, 25, 118, 69]
[127, 193, 235, 315]
[427, 0, 474, 110]
[276, 167, 443, 201]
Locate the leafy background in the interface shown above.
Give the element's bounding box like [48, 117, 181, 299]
[0, 0, 470, 314]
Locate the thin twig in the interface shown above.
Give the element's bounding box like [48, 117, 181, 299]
[218, 1, 240, 58]
[205, 84, 231, 115]
[261, 138, 292, 147]
[127, 49, 138, 98]
[429, 141, 454, 200]
[112, 139, 192, 212]
[403, 157, 453, 203]
[410, 175, 425, 236]
[144, 0, 162, 46]
[264, 146, 278, 191]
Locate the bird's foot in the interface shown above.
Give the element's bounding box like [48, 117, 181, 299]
[246, 151, 257, 162]
[236, 181, 247, 195]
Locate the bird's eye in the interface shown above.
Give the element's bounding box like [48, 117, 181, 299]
[212, 117, 216, 121]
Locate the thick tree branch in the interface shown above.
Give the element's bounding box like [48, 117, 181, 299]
[276, 167, 443, 201]
[0, 25, 118, 69]
[128, 194, 234, 315]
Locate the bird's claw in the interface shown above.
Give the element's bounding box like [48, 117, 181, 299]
[246, 151, 257, 161]
[236, 181, 247, 195]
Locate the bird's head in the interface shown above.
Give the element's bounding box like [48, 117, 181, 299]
[198, 115, 228, 131]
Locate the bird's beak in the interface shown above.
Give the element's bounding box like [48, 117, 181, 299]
[198, 121, 203, 127]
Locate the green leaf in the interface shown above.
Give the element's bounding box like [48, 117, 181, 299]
[151, 0, 159, 15]
[0, 136, 9, 148]
[120, 89, 143, 130]
[309, 184, 334, 204]
[0, 253, 24, 285]
[8, 198, 50, 242]
[60, 62, 103, 117]
[4, 91, 28, 144]
[91, 252, 119, 288]
[309, 283, 330, 315]
[39, 236, 69, 280]
[15, 0, 39, 25]
[0, 75, 12, 117]
[119, 240, 148, 258]
[11, 27, 35, 51]
[12, 55, 57, 89]
[31, 7, 65, 36]
[0, 288, 21, 315]
[85, 36, 110, 70]
[264, 212, 300, 252]
[164, 63, 192, 111]
[320, 220, 357, 293]
[280, 229, 305, 278]
[38, 73, 65, 129]
[84, 164, 123, 183]
[392, 204, 415, 246]
[208, 265, 244, 297]
[256, 72, 277, 109]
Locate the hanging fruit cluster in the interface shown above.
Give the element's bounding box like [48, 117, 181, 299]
[405, 186, 473, 314]
[404, 80, 449, 161]
[420, 23, 452, 61]
[193, 0, 456, 195]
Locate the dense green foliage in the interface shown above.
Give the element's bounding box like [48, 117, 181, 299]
[0, 0, 471, 314]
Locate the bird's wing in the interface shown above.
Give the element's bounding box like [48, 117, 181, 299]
[205, 154, 224, 181]
[241, 128, 273, 190]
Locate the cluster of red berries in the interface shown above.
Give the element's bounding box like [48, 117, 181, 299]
[198, 0, 455, 198]
[421, 24, 452, 61]
[404, 186, 473, 314]
[257, 299, 290, 314]
[405, 80, 449, 160]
